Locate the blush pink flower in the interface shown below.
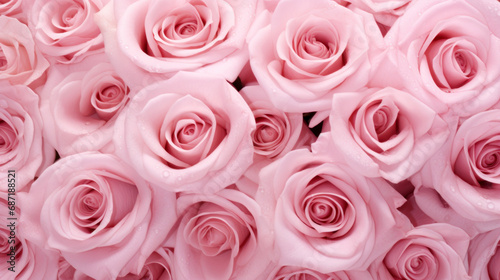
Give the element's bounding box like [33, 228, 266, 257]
[240, 84, 315, 159]
[327, 87, 449, 183]
[113, 71, 255, 194]
[249, 0, 382, 113]
[0, 16, 49, 87]
[95, 0, 256, 89]
[369, 224, 470, 280]
[174, 188, 270, 280]
[257, 148, 411, 273]
[24, 0, 107, 63]
[412, 109, 500, 236]
[40, 54, 130, 156]
[18, 153, 177, 279]
[0, 83, 53, 192]
[385, 0, 500, 117]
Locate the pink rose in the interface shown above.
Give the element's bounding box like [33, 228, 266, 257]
[257, 148, 410, 273]
[0, 83, 53, 192]
[40, 54, 130, 156]
[24, 0, 107, 64]
[95, 0, 256, 89]
[174, 188, 270, 280]
[0, 16, 49, 87]
[1, 196, 59, 280]
[369, 224, 470, 280]
[113, 71, 255, 193]
[266, 266, 374, 280]
[240, 84, 315, 159]
[18, 153, 177, 279]
[468, 228, 500, 280]
[328, 87, 449, 183]
[412, 110, 500, 235]
[385, 0, 500, 117]
[248, 0, 382, 113]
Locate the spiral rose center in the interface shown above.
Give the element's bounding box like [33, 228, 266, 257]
[297, 176, 355, 239]
[175, 21, 199, 38]
[85, 73, 129, 121]
[426, 37, 479, 90]
[62, 5, 81, 27]
[386, 243, 438, 280]
[252, 112, 288, 158]
[0, 121, 17, 157]
[0, 49, 7, 71]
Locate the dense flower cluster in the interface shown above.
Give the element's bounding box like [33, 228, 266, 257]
[0, 0, 499, 279]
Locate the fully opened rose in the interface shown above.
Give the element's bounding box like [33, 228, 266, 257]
[249, 0, 382, 113]
[5, 0, 500, 278]
[114, 71, 255, 194]
[257, 148, 410, 273]
[18, 153, 177, 279]
[412, 109, 500, 236]
[385, 0, 500, 117]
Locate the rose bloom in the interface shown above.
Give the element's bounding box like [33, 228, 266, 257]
[412, 109, 500, 236]
[1, 196, 59, 280]
[328, 87, 449, 183]
[468, 227, 500, 280]
[265, 266, 374, 280]
[113, 71, 255, 194]
[0, 16, 49, 87]
[369, 224, 470, 280]
[240, 84, 315, 159]
[174, 188, 270, 280]
[384, 0, 500, 117]
[257, 148, 410, 273]
[95, 0, 256, 89]
[249, 0, 383, 113]
[18, 152, 177, 279]
[40, 53, 130, 156]
[24, 0, 107, 64]
[0, 83, 53, 192]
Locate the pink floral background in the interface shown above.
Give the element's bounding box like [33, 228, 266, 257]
[1, 0, 500, 279]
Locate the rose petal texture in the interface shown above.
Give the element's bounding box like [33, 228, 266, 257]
[468, 227, 500, 280]
[174, 188, 271, 280]
[0, 82, 53, 192]
[240, 84, 315, 159]
[40, 53, 130, 156]
[24, 0, 107, 64]
[59, 246, 176, 279]
[248, 0, 383, 113]
[328, 87, 449, 183]
[0, 16, 49, 87]
[257, 148, 411, 273]
[18, 152, 177, 279]
[265, 265, 374, 280]
[0, 196, 59, 280]
[384, 0, 500, 117]
[345, 0, 410, 27]
[113, 71, 255, 194]
[412, 110, 500, 236]
[95, 0, 255, 90]
[369, 223, 470, 280]
[0, 0, 24, 21]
